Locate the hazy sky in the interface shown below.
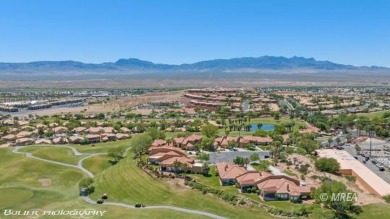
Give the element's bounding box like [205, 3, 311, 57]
[0, 0, 389, 67]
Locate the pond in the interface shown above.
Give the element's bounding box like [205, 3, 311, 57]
[250, 123, 275, 132]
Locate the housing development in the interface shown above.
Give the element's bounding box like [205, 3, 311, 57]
[1, 86, 390, 219]
[1, 1, 390, 219]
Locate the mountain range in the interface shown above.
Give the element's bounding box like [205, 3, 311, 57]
[0, 56, 387, 75]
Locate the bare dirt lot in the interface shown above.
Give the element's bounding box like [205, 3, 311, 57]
[7, 90, 185, 117]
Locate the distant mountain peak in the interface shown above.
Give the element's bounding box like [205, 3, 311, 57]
[0, 56, 387, 74]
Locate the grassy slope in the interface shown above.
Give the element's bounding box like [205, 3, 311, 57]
[2, 138, 390, 219]
[0, 148, 211, 219]
[91, 153, 273, 219]
[83, 154, 112, 175]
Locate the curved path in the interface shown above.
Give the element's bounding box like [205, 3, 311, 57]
[11, 145, 228, 219]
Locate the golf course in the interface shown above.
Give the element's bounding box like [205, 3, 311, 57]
[2, 138, 390, 219]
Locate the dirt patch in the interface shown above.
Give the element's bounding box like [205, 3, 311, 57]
[279, 154, 385, 205]
[38, 178, 52, 187]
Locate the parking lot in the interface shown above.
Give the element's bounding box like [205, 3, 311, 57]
[344, 144, 390, 184]
[209, 151, 270, 164]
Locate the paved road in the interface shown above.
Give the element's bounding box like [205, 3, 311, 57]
[82, 196, 227, 219]
[11, 145, 228, 219]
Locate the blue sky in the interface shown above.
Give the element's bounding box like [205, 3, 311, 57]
[0, 0, 389, 67]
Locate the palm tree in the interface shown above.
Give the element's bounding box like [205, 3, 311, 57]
[238, 124, 244, 137]
[173, 160, 181, 176]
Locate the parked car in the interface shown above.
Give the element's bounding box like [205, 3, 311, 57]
[377, 165, 386, 171]
[372, 160, 377, 165]
[97, 199, 104, 204]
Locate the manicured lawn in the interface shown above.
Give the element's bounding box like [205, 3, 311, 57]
[188, 166, 239, 194]
[83, 154, 112, 175]
[357, 204, 390, 219]
[19, 146, 85, 165]
[357, 110, 390, 119]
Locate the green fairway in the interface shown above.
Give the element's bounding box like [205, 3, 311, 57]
[72, 139, 132, 153]
[19, 146, 85, 165]
[2, 138, 390, 219]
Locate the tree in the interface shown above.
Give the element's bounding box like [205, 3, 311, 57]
[355, 144, 361, 152]
[315, 158, 340, 174]
[233, 156, 245, 166]
[78, 177, 95, 195]
[228, 140, 237, 149]
[196, 153, 210, 161]
[173, 160, 181, 175]
[96, 113, 105, 120]
[201, 124, 218, 138]
[202, 163, 210, 176]
[200, 136, 215, 151]
[149, 127, 165, 140]
[130, 134, 153, 158]
[313, 180, 362, 218]
[250, 153, 260, 163]
[335, 137, 341, 145]
[108, 147, 126, 164]
[243, 157, 250, 167]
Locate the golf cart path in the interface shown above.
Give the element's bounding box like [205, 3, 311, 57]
[11, 145, 228, 219]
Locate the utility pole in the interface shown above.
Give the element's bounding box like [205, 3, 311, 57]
[369, 130, 373, 158]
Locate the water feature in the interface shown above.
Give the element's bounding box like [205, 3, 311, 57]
[250, 123, 275, 132]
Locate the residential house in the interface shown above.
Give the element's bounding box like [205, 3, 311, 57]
[15, 138, 34, 146]
[256, 175, 313, 202]
[35, 139, 52, 144]
[116, 133, 129, 140]
[216, 162, 247, 185]
[214, 136, 241, 148]
[1, 134, 16, 142]
[53, 126, 68, 134]
[73, 127, 87, 134]
[173, 134, 202, 150]
[85, 134, 101, 143]
[16, 131, 33, 139]
[52, 137, 69, 144]
[236, 171, 272, 192]
[120, 127, 131, 133]
[87, 127, 103, 135]
[240, 136, 273, 146]
[69, 136, 84, 144]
